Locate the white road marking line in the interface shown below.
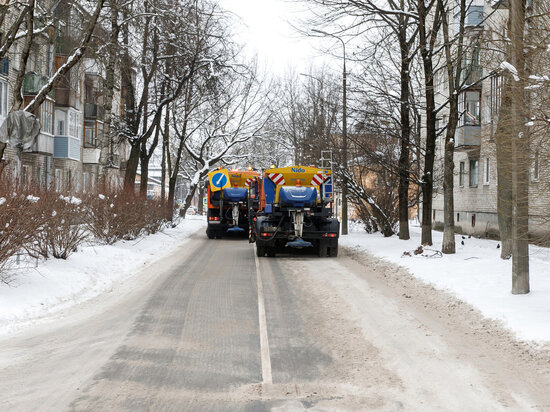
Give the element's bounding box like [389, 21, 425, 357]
[254, 249, 273, 384]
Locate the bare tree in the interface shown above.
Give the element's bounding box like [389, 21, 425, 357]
[174, 63, 271, 217]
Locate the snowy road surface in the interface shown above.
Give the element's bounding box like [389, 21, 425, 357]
[1, 233, 550, 411]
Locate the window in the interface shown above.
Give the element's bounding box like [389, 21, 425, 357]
[532, 150, 540, 181]
[484, 158, 490, 184]
[459, 162, 465, 186]
[22, 165, 31, 186]
[66, 170, 72, 191]
[84, 121, 102, 147]
[97, 122, 103, 144]
[55, 169, 62, 192]
[469, 159, 479, 187]
[1, 56, 8, 75]
[69, 111, 78, 137]
[457, 213, 460, 222]
[39, 99, 54, 135]
[0, 79, 8, 119]
[436, 70, 446, 93]
[459, 91, 481, 126]
[57, 120, 65, 135]
[433, 210, 436, 220]
[490, 75, 502, 125]
[84, 122, 95, 146]
[83, 172, 89, 193]
[471, 214, 476, 228]
[47, 44, 54, 76]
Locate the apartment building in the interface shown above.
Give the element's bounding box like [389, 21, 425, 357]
[430, 0, 549, 239]
[1, 0, 130, 193]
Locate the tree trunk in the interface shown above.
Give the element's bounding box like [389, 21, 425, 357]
[197, 184, 205, 215]
[167, 175, 177, 221]
[139, 144, 149, 197]
[417, 0, 441, 246]
[442, 121, 456, 254]
[124, 143, 140, 193]
[495, 79, 513, 259]
[397, 26, 411, 240]
[161, 130, 167, 202]
[440, 0, 466, 254]
[12, 0, 35, 111]
[180, 183, 198, 218]
[509, 0, 529, 294]
[98, 0, 119, 192]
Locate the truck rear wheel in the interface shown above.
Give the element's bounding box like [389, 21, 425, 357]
[329, 241, 338, 257]
[317, 241, 328, 257]
[207, 230, 215, 239]
[256, 245, 266, 257]
[266, 247, 276, 257]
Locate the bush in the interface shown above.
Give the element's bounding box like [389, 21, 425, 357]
[0, 179, 169, 283]
[25, 192, 88, 260]
[86, 191, 168, 244]
[0, 179, 47, 283]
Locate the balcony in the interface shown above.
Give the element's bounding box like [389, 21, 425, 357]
[54, 135, 81, 161]
[83, 147, 101, 164]
[55, 88, 78, 108]
[460, 66, 482, 87]
[23, 72, 49, 95]
[454, 125, 481, 151]
[84, 103, 104, 120]
[55, 36, 76, 56]
[31, 133, 54, 155]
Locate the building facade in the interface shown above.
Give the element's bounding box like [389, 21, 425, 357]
[430, 0, 549, 240]
[1, 0, 130, 193]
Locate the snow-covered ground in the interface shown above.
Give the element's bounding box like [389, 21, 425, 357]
[0, 216, 205, 336]
[341, 221, 550, 344]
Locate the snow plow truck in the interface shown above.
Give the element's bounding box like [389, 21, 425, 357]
[206, 168, 259, 239]
[248, 166, 339, 257]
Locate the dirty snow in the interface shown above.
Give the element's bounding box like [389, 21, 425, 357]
[0, 216, 205, 336]
[341, 222, 550, 344]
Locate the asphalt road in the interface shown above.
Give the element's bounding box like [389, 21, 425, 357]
[1, 231, 550, 411]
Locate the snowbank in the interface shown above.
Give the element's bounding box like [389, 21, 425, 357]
[341, 222, 550, 344]
[0, 216, 205, 335]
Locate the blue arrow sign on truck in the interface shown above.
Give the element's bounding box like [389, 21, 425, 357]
[323, 176, 333, 200]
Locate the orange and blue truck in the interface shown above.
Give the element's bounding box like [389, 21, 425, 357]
[248, 166, 339, 257]
[206, 168, 259, 239]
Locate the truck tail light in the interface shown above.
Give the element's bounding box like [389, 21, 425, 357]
[209, 216, 220, 221]
[322, 233, 337, 238]
[260, 232, 270, 237]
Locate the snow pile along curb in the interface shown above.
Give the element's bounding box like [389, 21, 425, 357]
[341, 223, 550, 344]
[0, 217, 205, 335]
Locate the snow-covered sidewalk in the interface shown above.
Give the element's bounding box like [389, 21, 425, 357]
[0, 216, 205, 336]
[340, 223, 550, 344]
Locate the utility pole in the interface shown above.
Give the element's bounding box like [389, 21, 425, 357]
[312, 29, 348, 235]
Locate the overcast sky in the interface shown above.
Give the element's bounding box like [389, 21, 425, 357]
[218, 0, 327, 76]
